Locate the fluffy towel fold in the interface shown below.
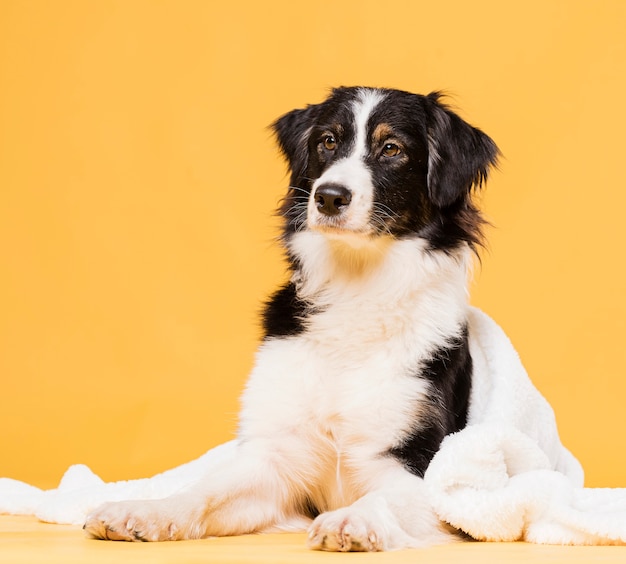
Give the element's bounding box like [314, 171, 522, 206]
[0, 442, 237, 526]
[1, 308, 625, 545]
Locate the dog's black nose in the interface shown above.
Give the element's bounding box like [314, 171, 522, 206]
[314, 184, 352, 216]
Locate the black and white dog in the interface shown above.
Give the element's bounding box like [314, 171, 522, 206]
[85, 87, 500, 551]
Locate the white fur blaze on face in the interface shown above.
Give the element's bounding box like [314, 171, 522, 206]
[308, 89, 386, 235]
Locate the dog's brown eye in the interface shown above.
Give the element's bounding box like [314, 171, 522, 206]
[323, 135, 337, 151]
[381, 143, 401, 158]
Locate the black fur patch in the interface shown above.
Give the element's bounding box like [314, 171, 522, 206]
[387, 327, 472, 477]
[262, 282, 309, 339]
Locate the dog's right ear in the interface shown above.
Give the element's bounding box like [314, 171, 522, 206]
[272, 105, 319, 178]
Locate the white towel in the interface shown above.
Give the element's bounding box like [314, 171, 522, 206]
[423, 308, 626, 545]
[1, 308, 625, 545]
[0, 441, 237, 525]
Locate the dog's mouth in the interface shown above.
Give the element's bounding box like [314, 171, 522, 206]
[308, 213, 375, 238]
[307, 183, 377, 237]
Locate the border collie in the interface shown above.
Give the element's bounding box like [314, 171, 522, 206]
[84, 86, 500, 551]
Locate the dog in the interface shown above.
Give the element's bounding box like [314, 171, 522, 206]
[84, 86, 500, 551]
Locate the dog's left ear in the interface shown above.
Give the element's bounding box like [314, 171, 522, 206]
[272, 105, 319, 178]
[425, 93, 500, 207]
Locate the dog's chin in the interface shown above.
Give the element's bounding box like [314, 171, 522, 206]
[306, 219, 396, 277]
[309, 221, 377, 248]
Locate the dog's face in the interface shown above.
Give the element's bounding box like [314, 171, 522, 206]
[273, 87, 499, 251]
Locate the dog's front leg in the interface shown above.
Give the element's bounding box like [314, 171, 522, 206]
[307, 467, 455, 552]
[84, 439, 304, 541]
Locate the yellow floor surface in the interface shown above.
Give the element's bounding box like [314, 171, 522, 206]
[1, 516, 626, 563]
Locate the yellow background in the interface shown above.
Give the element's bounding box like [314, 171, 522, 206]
[1, 0, 625, 489]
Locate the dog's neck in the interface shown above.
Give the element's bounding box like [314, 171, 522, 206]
[287, 230, 472, 308]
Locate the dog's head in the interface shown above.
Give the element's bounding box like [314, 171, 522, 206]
[273, 87, 499, 252]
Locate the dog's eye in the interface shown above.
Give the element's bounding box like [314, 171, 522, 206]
[322, 135, 337, 151]
[381, 143, 401, 158]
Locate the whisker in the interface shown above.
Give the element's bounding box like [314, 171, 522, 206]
[288, 186, 312, 197]
[281, 202, 308, 218]
[372, 200, 398, 218]
[373, 201, 400, 219]
[370, 216, 393, 236]
[370, 203, 399, 236]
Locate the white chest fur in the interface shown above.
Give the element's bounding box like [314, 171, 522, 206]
[238, 233, 471, 508]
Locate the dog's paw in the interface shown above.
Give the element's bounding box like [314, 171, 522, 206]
[84, 500, 185, 542]
[307, 507, 386, 552]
